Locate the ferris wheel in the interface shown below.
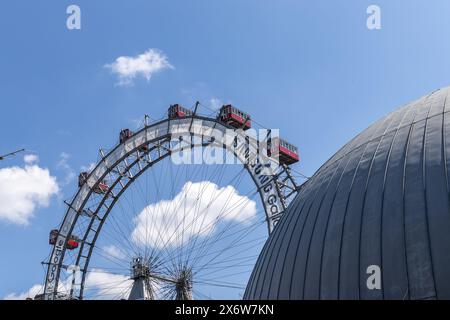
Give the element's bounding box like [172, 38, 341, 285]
[39, 102, 302, 300]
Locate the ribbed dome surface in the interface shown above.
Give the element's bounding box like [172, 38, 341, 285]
[245, 86, 450, 300]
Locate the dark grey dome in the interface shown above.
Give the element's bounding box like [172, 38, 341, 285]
[245, 86, 450, 300]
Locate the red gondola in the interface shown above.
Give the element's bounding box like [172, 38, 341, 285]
[218, 104, 251, 130]
[67, 236, 80, 250]
[78, 172, 109, 195]
[49, 229, 80, 250]
[168, 104, 193, 119]
[268, 138, 299, 165]
[119, 129, 149, 153]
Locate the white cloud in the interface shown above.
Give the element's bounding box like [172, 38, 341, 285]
[103, 245, 126, 260]
[105, 49, 173, 86]
[4, 284, 44, 300]
[84, 269, 133, 300]
[24, 154, 38, 165]
[4, 269, 133, 300]
[131, 181, 256, 249]
[57, 152, 75, 186]
[0, 163, 59, 225]
[4, 276, 73, 300]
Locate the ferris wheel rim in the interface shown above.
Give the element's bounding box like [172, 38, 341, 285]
[43, 115, 299, 300]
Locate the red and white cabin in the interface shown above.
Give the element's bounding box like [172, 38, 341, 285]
[49, 229, 80, 250]
[78, 172, 109, 195]
[168, 104, 193, 119]
[218, 104, 251, 130]
[66, 237, 80, 250]
[119, 129, 149, 153]
[269, 138, 300, 165]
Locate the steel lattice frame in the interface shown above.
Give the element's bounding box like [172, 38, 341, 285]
[43, 115, 299, 300]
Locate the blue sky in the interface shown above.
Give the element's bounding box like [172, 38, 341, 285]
[1, 0, 450, 298]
